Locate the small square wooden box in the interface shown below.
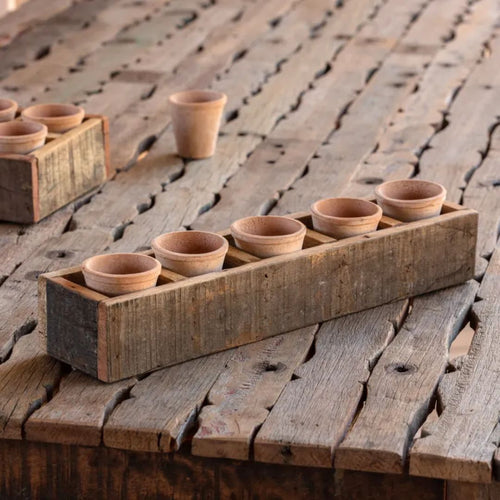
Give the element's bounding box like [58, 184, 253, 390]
[39, 202, 477, 382]
[0, 115, 111, 223]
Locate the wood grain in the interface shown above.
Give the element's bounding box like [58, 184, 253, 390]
[253, 301, 408, 467]
[335, 281, 478, 474]
[103, 351, 231, 452]
[192, 327, 316, 460]
[410, 247, 500, 483]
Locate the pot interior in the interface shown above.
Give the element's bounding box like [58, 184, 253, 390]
[0, 99, 14, 111]
[24, 103, 81, 118]
[379, 180, 443, 201]
[0, 120, 44, 136]
[315, 198, 379, 218]
[86, 254, 158, 276]
[234, 216, 303, 237]
[156, 231, 225, 255]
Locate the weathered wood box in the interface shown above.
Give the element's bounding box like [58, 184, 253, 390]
[0, 115, 110, 223]
[39, 201, 477, 382]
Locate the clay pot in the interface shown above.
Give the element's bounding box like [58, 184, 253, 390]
[375, 179, 446, 222]
[21, 103, 85, 133]
[152, 230, 229, 277]
[0, 120, 47, 154]
[0, 98, 18, 122]
[230, 215, 306, 258]
[82, 253, 161, 296]
[169, 89, 227, 159]
[311, 197, 382, 239]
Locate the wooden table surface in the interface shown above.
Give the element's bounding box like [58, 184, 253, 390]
[0, 0, 499, 498]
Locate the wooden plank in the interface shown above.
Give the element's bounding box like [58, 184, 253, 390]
[0, 155, 37, 223]
[0, 439, 447, 499]
[24, 371, 134, 447]
[446, 480, 500, 500]
[417, 31, 500, 203]
[103, 351, 232, 452]
[0, 333, 61, 439]
[34, 118, 108, 220]
[0, 0, 80, 48]
[410, 247, 500, 483]
[93, 210, 477, 382]
[253, 301, 408, 467]
[335, 281, 478, 474]
[192, 327, 316, 460]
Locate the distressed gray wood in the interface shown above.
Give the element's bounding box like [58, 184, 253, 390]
[410, 247, 500, 483]
[336, 282, 478, 474]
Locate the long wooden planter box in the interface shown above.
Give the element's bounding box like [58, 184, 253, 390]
[0, 114, 110, 223]
[39, 202, 477, 382]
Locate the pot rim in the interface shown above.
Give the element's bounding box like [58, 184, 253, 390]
[375, 179, 446, 206]
[231, 215, 306, 244]
[169, 89, 227, 108]
[0, 120, 47, 143]
[0, 98, 18, 113]
[311, 197, 382, 224]
[152, 230, 229, 261]
[82, 253, 161, 280]
[21, 103, 85, 123]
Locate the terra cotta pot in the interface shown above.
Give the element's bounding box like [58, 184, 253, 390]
[375, 179, 446, 222]
[230, 215, 306, 258]
[21, 103, 85, 133]
[82, 253, 161, 296]
[152, 230, 229, 277]
[311, 197, 382, 239]
[169, 89, 227, 159]
[0, 120, 47, 154]
[0, 98, 18, 122]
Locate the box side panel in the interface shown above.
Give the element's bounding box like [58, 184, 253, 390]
[101, 212, 477, 381]
[35, 119, 107, 219]
[46, 279, 99, 377]
[0, 156, 36, 223]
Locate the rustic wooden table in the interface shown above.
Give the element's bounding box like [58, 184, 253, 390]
[0, 0, 499, 498]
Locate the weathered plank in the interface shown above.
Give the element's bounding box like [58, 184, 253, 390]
[335, 282, 478, 474]
[103, 351, 231, 452]
[25, 371, 133, 447]
[446, 480, 500, 500]
[410, 247, 500, 483]
[342, 0, 499, 199]
[192, 327, 316, 460]
[0, 333, 61, 440]
[417, 31, 500, 203]
[253, 301, 408, 467]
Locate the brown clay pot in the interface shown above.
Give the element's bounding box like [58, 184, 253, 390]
[230, 215, 306, 258]
[169, 89, 227, 159]
[375, 179, 446, 222]
[152, 230, 229, 277]
[0, 98, 18, 122]
[0, 120, 47, 154]
[311, 197, 383, 239]
[82, 253, 161, 296]
[21, 103, 85, 133]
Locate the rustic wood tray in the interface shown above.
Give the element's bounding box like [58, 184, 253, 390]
[39, 201, 477, 382]
[0, 114, 111, 223]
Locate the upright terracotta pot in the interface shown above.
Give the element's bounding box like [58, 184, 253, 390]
[152, 230, 228, 277]
[169, 89, 227, 159]
[375, 179, 446, 222]
[21, 103, 85, 133]
[0, 120, 47, 154]
[0, 99, 18, 122]
[82, 253, 161, 296]
[230, 215, 306, 258]
[311, 197, 382, 239]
